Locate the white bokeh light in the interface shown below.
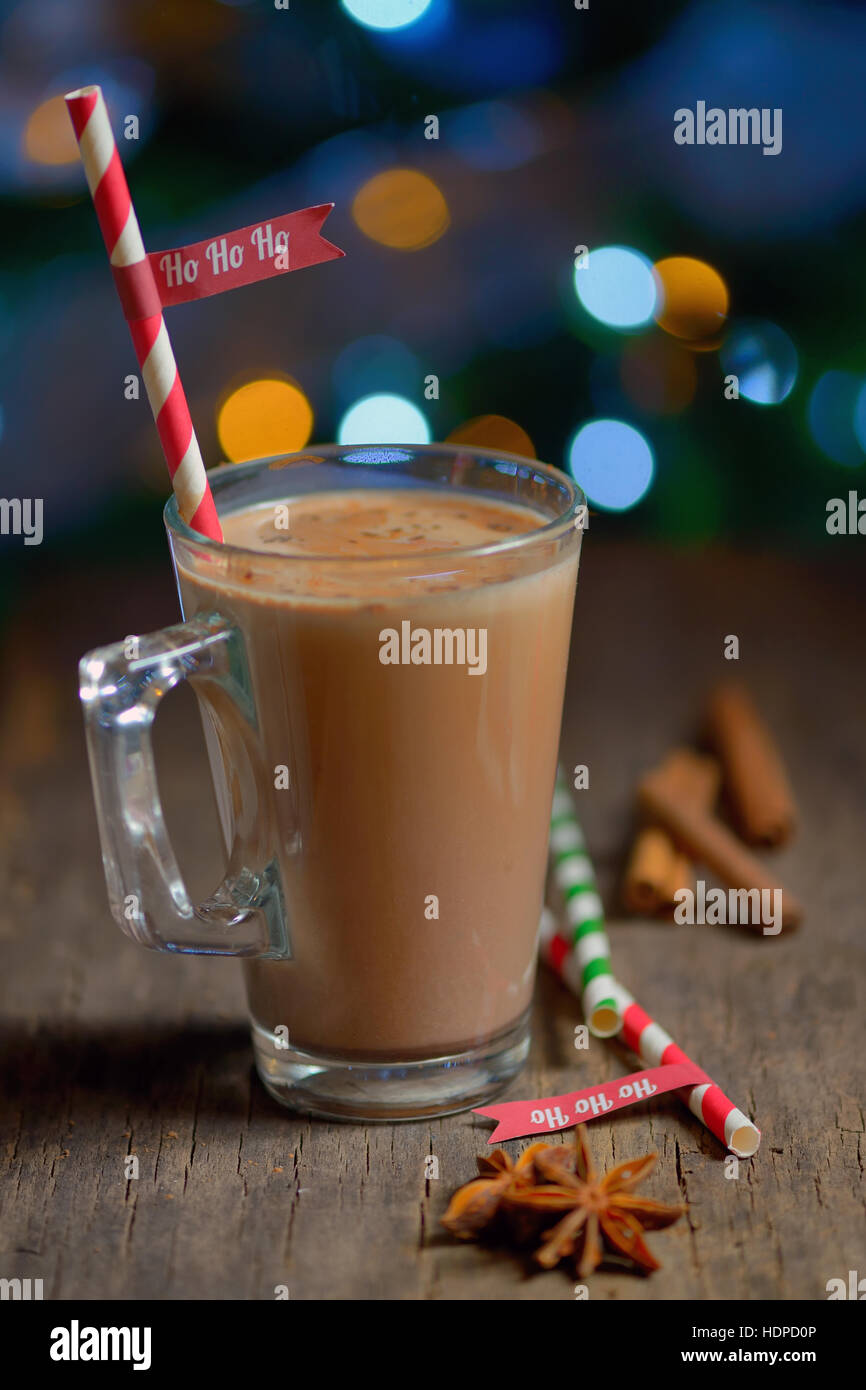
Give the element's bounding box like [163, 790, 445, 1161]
[574, 245, 657, 330]
[340, 0, 434, 32]
[337, 393, 431, 446]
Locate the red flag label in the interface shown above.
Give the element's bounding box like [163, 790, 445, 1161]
[473, 1062, 709, 1143]
[113, 203, 344, 320]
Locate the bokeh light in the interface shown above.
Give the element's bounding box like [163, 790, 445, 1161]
[719, 320, 798, 405]
[11, 65, 156, 192]
[352, 168, 449, 250]
[388, 13, 564, 92]
[567, 419, 655, 511]
[653, 256, 729, 343]
[23, 95, 82, 165]
[807, 371, 865, 467]
[217, 379, 313, 462]
[298, 129, 394, 204]
[340, 0, 435, 31]
[446, 414, 535, 458]
[338, 393, 430, 445]
[332, 334, 420, 406]
[619, 338, 698, 415]
[449, 100, 540, 171]
[574, 246, 657, 330]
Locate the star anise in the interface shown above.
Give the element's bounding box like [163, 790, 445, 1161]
[440, 1142, 554, 1240]
[505, 1126, 685, 1277]
[441, 1126, 684, 1278]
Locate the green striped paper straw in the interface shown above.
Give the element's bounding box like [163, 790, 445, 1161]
[548, 767, 622, 1037]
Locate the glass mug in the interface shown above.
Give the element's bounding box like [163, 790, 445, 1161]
[80, 445, 584, 1120]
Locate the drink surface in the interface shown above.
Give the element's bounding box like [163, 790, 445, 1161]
[220, 488, 543, 560]
[209, 488, 549, 602]
[177, 486, 579, 1057]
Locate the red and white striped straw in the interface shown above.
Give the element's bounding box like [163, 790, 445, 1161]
[65, 85, 222, 541]
[614, 982, 761, 1159]
[538, 914, 761, 1158]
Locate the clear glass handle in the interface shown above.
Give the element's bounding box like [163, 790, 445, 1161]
[79, 612, 289, 958]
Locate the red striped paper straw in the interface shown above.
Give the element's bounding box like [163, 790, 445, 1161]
[65, 85, 222, 541]
[538, 915, 761, 1158]
[614, 982, 761, 1158]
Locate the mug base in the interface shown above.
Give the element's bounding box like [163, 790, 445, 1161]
[250, 1012, 530, 1122]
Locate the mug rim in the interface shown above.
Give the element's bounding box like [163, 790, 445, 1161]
[164, 442, 586, 567]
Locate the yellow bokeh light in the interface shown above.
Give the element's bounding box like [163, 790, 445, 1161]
[217, 378, 313, 463]
[352, 169, 450, 251]
[24, 95, 81, 165]
[446, 414, 536, 459]
[652, 256, 729, 343]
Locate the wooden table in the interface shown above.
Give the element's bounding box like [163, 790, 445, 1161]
[1, 538, 863, 1300]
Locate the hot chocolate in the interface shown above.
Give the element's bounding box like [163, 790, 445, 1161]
[176, 487, 578, 1059]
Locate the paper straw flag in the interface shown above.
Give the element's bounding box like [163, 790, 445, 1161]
[549, 767, 621, 1037]
[538, 913, 761, 1158]
[65, 85, 222, 542]
[542, 780, 762, 1158]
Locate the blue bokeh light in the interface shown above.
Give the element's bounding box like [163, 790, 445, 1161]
[574, 246, 658, 330]
[719, 320, 798, 405]
[332, 335, 420, 407]
[615, 2, 866, 234]
[297, 129, 393, 204]
[379, 13, 563, 92]
[449, 100, 540, 172]
[338, 393, 430, 446]
[340, 0, 435, 31]
[807, 371, 865, 467]
[567, 419, 655, 511]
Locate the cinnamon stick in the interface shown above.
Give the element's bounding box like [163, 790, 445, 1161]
[637, 766, 802, 930]
[660, 747, 722, 809]
[623, 826, 682, 913]
[622, 748, 720, 913]
[663, 849, 693, 905]
[704, 681, 797, 847]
